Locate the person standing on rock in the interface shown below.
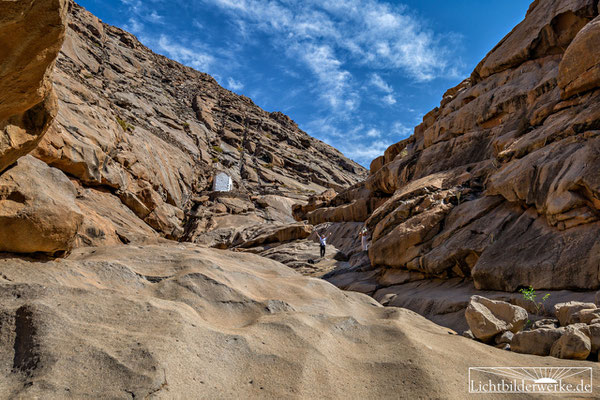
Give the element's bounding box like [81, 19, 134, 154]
[316, 231, 331, 258]
[359, 227, 369, 252]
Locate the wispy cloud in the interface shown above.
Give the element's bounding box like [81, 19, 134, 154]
[370, 73, 393, 94]
[204, 0, 457, 94]
[157, 35, 215, 72]
[366, 128, 380, 138]
[340, 140, 392, 164]
[226, 77, 244, 91]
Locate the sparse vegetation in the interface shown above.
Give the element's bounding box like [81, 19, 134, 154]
[519, 286, 551, 328]
[399, 148, 408, 158]
[266, 133, 273, 139]
[211, 157, 219, 163]
[236, 146, 243, 153]
[183, 122, 190, 128]
[116, 116, 134, 132]
[212, 145, 223, 153]
[265, 162, 273, 169]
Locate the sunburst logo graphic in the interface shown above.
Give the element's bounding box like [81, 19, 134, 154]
[468, 367, 593, 393]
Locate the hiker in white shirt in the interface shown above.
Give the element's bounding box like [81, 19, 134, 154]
[359, 227, 369, 252]
[316, 231, 331, 258]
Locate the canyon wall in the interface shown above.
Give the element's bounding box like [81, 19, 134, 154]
[1, 0, 366, 256]
[306, 0, 600, 330]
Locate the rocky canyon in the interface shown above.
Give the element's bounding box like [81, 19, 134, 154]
[0, 0, 599, 398]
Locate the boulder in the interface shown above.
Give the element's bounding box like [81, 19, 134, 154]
[587, 323, 600, 353]
[0, 156, 83, 254]
[495, 331, 514, 345]
[550, 326, 591, 360]
[512, 328, 564, 356]
[558, 15, 600, 98]
[233, 223, 313, 248]
[464, 296, 528, 341]
[554, 302, 597, 326]
[532, 318, 559, 330]
[568, 308, 600, 325]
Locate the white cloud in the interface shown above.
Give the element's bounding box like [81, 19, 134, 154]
[382, 94, 396, 105]
[157, 35, 215, 72]
[366, 128, 380, 138]
[370, 73, 393, 94]
[125, 17, 144, 34]
[392, 121, 412, 136]
[148, 11, 164, 23]
[340, 140, 391, 163]
[227, 77, 244, 91]
[205, 0, 463, 115]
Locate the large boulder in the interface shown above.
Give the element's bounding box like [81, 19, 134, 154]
[554, 301, 597, 326]
[0, 0, 68, 172]
[233, 223, 313, 248]
[568, 308, 600, 325]
[587, 323, 600, 353]
[465, 296, 528, 341]
[512, 328, 564, 356]
[550, 326, 591, 360]
[558, 15, 600, 98]
[0, 155, 83, 254]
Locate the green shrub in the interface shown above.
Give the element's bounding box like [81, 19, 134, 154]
[519, 286, 551, 329]
[211, 157, 219, 163]
[116, 116, 134, 132]
[212, 145, 223, 153]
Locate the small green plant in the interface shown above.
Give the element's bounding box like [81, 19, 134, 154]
[212, 145, 223, 153]
[183, 122, 190, 128]
[399, 148, 408, 158]
[266, 133, 273, 139]
[236, 146, 243, 153]
[116, 116, 134, 132]
[519, 286, 551, 328]
[264, 162, 273, 169]
[211, 157, 219, 163]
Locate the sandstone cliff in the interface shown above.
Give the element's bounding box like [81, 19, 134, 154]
[303, 0, 600, 331]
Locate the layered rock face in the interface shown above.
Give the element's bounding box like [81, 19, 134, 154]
[0, 1, 365, 254]
[303, 0, 600, 329]
[0, 0, 67, 173]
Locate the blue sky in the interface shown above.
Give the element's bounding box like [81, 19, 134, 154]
[78, 0, 531, 166]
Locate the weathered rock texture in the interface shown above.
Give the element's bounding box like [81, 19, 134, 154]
[304, 0, 600, 329]
[0, 0, 68, 173]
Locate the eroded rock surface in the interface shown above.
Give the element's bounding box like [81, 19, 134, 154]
[0, 244, 594, 398]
